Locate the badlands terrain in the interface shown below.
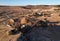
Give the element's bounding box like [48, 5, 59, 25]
[0, 5, 60, 41]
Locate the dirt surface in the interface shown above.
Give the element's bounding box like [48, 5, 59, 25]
[0, 24, 60, 41]
[0, 5, 60, 41]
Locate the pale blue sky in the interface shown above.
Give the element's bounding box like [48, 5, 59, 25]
[0, 0, 60, 6]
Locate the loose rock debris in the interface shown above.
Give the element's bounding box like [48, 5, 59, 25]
[6, 17, 49, 35]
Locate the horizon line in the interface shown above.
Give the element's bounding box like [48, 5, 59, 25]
[0, 4, 60, 6]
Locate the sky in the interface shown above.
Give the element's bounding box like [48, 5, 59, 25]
[0, 0, 60, 6]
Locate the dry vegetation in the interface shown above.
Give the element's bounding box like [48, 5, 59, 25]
[0, 5, 60, 41]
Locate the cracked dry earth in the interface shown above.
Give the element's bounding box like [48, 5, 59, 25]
[0, 24, 60, 41]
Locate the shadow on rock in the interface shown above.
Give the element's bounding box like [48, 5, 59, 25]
[17, 25, 60, 41]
